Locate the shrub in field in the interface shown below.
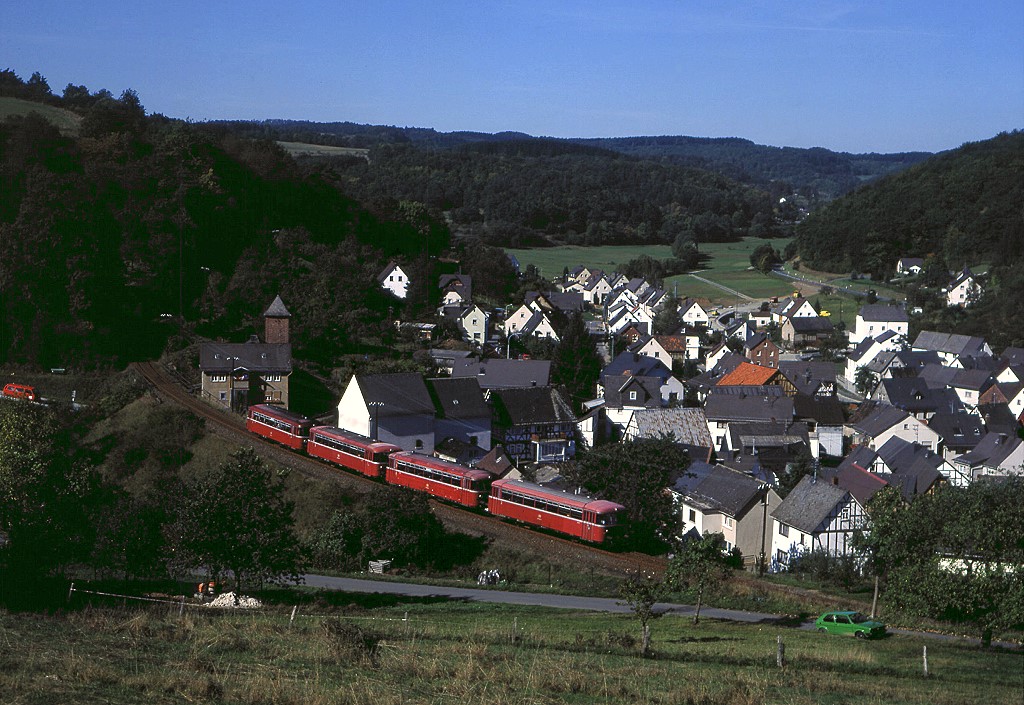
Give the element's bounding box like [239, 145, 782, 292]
[322, 620, 382, 664]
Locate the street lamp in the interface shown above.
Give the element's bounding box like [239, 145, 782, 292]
[367, 401, 384, 441]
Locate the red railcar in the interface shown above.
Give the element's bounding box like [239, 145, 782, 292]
[307, 426, 401, 478]
[246, 404, 313, 450]
[487, 478, 625, 543]
[385, 451, 492, 507]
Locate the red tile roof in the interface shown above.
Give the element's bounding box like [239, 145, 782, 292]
[716, 362, 780, 387]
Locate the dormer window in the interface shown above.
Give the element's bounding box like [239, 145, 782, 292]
[629, 391, 638, 401]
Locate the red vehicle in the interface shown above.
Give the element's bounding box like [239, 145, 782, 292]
[246, 404, 313, 450]
[307, 426, 401, 478]
[386, 451, 492, 507]
[3, 383, 37, 401]
[487, 478, 625, 543]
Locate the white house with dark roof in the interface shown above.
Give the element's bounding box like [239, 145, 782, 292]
[623, 407, 713, 462]
[680, 298, 710, 327]
[378, 261, 410, 299]
[337, 372, 437, 453]
[952, 432, 1024, 482]
[850, 305, 910, 347]
[770, 475, 867, 568]
[671, 464, 782, 564]
[896, 257, 924, 276]
[912, 331, 991, 364]
[426, 377, 491, 450]
[846, 403, 942, 452]
[845, 330, 904, 385]
[945, 267, 982, 307]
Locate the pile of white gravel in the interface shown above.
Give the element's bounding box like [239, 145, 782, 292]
[205, 592, 263, 609]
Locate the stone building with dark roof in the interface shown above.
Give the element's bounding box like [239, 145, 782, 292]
[199, 296, 293, 411]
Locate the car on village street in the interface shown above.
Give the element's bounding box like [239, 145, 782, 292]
[814, 611, 887, 639]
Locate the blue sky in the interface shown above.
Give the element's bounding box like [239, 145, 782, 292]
[5, 1, 1022, 152]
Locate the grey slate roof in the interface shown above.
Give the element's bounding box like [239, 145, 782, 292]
[954, 432, 1023, 469]
[792, 394, 845, 425]
[602, 375, 663, 409]
[875, 437, 944, 499]
[200, 340, 292, 374]
[927, 411, 984, 452]
[912, 331, 988, 357]
[951, 368, 994, 392]
[263, 295, 291, 318]
[858, 304, 909, 323]
[426, 377, 489, 419]
[848, 403, 912, 438]
[917, 364, 960, 390]
[631, 407, 712, 450]
[601, 352, 672, 383]
[772, 475, 850, 534]
[491, 386, 577, 426]
[703, 390, 794, 423]
[677, 465, 765, 517]
[787, 316, 834, 334]
[356, 373, 435, 417]
[450, 358, 552, 389]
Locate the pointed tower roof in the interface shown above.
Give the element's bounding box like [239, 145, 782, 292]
[264, 295, 291, 318]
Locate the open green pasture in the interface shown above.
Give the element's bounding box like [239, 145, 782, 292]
[508, 239, 796, 304]
[0, 97, 82, 134]
[277, 141, 370, 159]
[2, 600, 1018, 704]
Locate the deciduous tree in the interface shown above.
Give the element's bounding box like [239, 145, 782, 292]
[666, 532, 731, 624]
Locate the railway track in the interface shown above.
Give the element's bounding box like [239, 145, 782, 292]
[131, 361, 666, 577]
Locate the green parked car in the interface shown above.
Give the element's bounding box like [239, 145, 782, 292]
[815, 611, 886, 639]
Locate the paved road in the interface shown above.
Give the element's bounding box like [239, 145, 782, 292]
[301, 574, 780, 623]
[770, 267, 899, 303]
[688, 272, 755, 301]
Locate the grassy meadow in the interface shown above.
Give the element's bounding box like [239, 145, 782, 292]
[277, 141, 370, 159]
[0, 96, 82, 134]
[2, 599, 1019, 704]
[507, 239, 797, 305]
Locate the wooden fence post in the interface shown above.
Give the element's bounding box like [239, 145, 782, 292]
[776, 635, 785, 668]
[67, 582, 75, 603]
[923, 645, 929, 678]
[289, 605, 298, 629]
[179, 596, 185, 618]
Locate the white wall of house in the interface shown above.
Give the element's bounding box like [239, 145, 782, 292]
[681, 303, 710, 327]
[381, 265, 409, 299]
[850, 317, 909, 347]
[771, 496, 866, 566]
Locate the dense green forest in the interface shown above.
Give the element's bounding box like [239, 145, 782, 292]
[212, 118, 932, 203]
[796, 131, 1024, 278]
[313, 139, 779, 248]
[795, 131, 1024, 350]
[571, 136, 932, 202]
[0, 72, 458, 368]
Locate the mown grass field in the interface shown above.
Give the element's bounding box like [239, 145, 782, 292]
[2, 600, 1019, 704]
[277, 141, 370, 159]
[0, 96, 82, 134]
[507, 239, 797, 305]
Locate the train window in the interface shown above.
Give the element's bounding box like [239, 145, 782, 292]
[372, 452, 390, 464]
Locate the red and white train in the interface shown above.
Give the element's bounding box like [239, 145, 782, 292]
[245, 403, 625, 543]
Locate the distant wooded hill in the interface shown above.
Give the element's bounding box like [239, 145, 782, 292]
[211, 119, 933, 202]
[795, 131, 1024, 279]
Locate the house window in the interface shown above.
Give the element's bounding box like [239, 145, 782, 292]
[724, 516, 733, 528]
[629, 391, 637, 401]
[219, 391, 227, 401]
[389, 275, 394, 281]
[779, 523, 789, 537]
[211, 375, 227, 383]
[799, 534, 805, 546]
[415, 440, 424, 449]
[841, 508, 849, 519]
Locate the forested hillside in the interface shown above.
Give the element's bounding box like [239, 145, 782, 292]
[0, 74, 450, 369]
[571, 136, 932, 201]
[796, 131, 1024, 278]
[214, 119, 932, 203]
[315, 139, 778, 249]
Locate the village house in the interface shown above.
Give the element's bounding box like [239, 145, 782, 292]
[199, 296, 293, 411]
[896, 257, 924, 276]
[378, 261, 410, 299]
[945, 267, 982, 307]
[438, 274, 473, 305]
[770, 475, 868, 569]
[622, 407, 713, 462]
[490, 386, 578, 463]
[671, 463, 782, 567]
[449, 358, 551, 390]
[846, 402, 942, 453]
[680, 298, 711, 327]
[336, 372, 437, 453]
[743, 332, 779, 368]
[849, 304, 910, 347]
